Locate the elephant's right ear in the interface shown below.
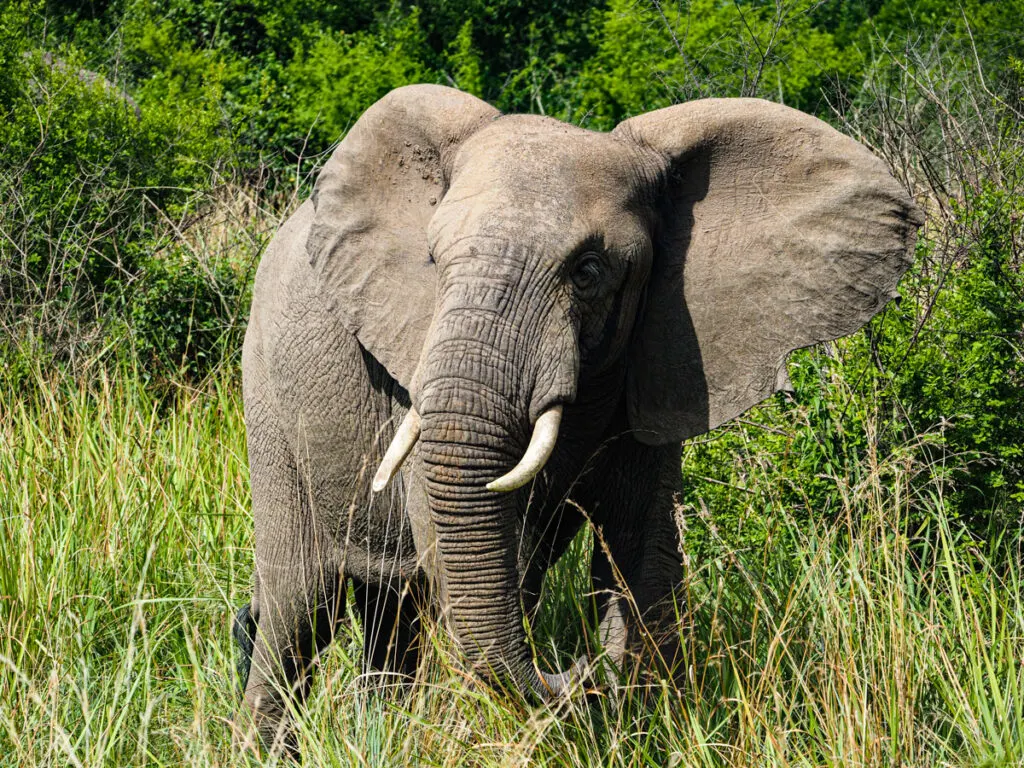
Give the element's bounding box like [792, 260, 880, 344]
[307, 85, 500, 388]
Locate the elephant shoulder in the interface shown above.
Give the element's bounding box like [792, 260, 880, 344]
[248, 200, 350, 364]
[250, 199, 316, 331]
[245, 199, 392, 434]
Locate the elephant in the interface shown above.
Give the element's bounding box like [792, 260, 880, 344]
[233, 84, 921, 752]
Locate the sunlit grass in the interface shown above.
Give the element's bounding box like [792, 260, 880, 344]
[0, 365, 1021, 766]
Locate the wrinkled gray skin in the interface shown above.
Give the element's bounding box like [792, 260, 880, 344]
[235, 85, 921, 752]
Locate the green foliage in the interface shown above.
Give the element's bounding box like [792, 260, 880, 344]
[0, 0, 249, 380]
[0, 4, 230, 285]
[445, 20, 484, 97]
[577, 0, 854, 126]
[130, 248, 250, 381]
[880, 187, 1024, 528]
[1, 47, 145, 293]
[283, 6, 433, 149]
[415, 0, 604, 112]
[677, 345, 874, 561]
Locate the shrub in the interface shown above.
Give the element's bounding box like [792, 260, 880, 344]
[879, 187, 1024, 532]
[576, 0, 854, 127]
[282, 7, 433, 150]
[0, 0, 244, 379]
[129, 248, 250, 381]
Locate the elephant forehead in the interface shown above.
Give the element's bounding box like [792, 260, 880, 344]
[437, 117, 647, 245]
[463, 119, 642, 196]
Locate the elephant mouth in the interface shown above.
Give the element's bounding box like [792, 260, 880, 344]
[372, 404, 564, 494]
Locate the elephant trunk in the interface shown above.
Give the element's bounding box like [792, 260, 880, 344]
[417, 410, 539, 692]
[414, 351, 577, 698]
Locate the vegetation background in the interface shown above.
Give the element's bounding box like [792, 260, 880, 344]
[1, 0, 1022, 765]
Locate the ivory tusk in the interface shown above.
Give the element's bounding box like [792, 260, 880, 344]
[486, 405, 562, 492]
[537, 655, 590, 700]
[372, 408, 421, 493]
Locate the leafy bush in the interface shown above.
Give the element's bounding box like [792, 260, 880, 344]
[1, 48, 149, 300]
[282, 7, 433, 150]
[445, 20, 485, 97]
[576, 0, 854, 127]
[130, 248, 251, 381]
[0, 0, 247, 380]
[880, 187, 1024, 531]
[0, 5, 232, 287]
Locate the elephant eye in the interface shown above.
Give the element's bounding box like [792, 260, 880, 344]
[571, 253, 604, 292]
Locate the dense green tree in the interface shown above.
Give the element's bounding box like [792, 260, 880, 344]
[283, 7, 433, 148]
[576, 0, 854, 127]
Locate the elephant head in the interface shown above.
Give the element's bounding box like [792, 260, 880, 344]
[306, 85, 921, 699]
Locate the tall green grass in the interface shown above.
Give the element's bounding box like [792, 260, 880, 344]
[1, 366, 1021, 766]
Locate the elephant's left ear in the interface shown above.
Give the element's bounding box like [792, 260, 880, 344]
[307, 85, 500, 388]
[614, 98, 923, 444]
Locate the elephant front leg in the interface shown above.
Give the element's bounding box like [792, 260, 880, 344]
[579, 439, 687, 686]
[235, 404, 347, 758]
[590, 509, 687, 683]
[238, 554, 345, 757]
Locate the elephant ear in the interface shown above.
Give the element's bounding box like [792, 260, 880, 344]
[614, 98, 922, 444]
[307, 85, 500, 387]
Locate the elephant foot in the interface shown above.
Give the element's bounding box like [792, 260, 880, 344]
[232, 690, 299, 763]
